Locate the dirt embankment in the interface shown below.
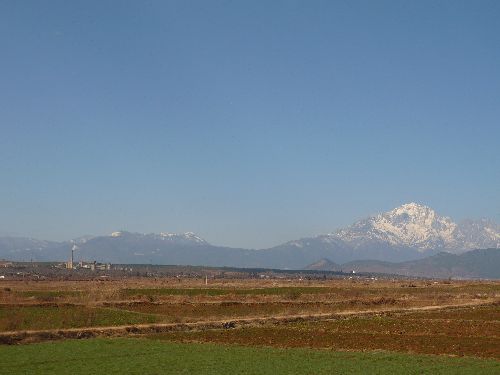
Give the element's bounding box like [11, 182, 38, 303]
[0, 300, 496, 345]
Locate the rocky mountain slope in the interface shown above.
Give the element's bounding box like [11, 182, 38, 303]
[273, 203, 499, 263]
[0, 203, 498, 268]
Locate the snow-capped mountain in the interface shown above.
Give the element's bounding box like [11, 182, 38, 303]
[109, 231, 208, 245]
[63, 231, 213, 263]
[0, 203, 498, 267]
[0, 231, 212, 263]
[273, 203, 499, 264]
[333, 203, 458, 251]
[157, 232, 208, 245]
[453, 219, 500, 251]
[330, 203, 499, 252]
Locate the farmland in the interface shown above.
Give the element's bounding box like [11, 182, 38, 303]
[0, 276, 498, 373]
[1, 338, 499, 375]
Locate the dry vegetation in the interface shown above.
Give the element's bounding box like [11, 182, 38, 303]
[0, 277, 498, 359]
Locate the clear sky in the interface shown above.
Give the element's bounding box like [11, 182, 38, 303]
[0, 1, 499, 248]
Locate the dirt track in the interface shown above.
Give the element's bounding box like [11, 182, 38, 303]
[1, 299, 496, 345]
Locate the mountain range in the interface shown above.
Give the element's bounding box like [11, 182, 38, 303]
[0, 203, 498, 271]
[306, 248, 500, 279]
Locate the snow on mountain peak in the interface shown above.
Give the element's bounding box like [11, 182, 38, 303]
[371, 203, 457, 249]
[107, 231, 208, 245]
[391, 202, 434, 217]
[159, 231, 207, 244]
[332, 203, 498, 252]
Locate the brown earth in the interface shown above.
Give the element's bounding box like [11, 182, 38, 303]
[0, 278, 498, 359]
[153, 303, 500, 359]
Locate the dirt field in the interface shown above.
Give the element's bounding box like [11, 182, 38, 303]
[0, 277, 498, 359]
[153, 304, 499, 358]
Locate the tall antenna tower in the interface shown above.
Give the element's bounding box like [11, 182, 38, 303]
[68, 244, 78, 270]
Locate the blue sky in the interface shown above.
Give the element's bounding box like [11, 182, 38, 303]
[0, 1, 499, 248]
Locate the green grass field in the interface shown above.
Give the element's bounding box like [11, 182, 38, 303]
[0, 306, 159, 331]
[0, 338, 498, 375]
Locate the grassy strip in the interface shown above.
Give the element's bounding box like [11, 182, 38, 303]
[0, 338, 498, 374]
[0, 305, 159, 331]
[121, 286, 333, 297]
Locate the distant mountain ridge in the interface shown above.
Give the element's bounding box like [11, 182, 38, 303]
[283, 203, 498, 257]
[0, 203, 498, 271]
[267, 203, 499, 265]
[306, 248, 500, 279]
[305, 258, 341, 272]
